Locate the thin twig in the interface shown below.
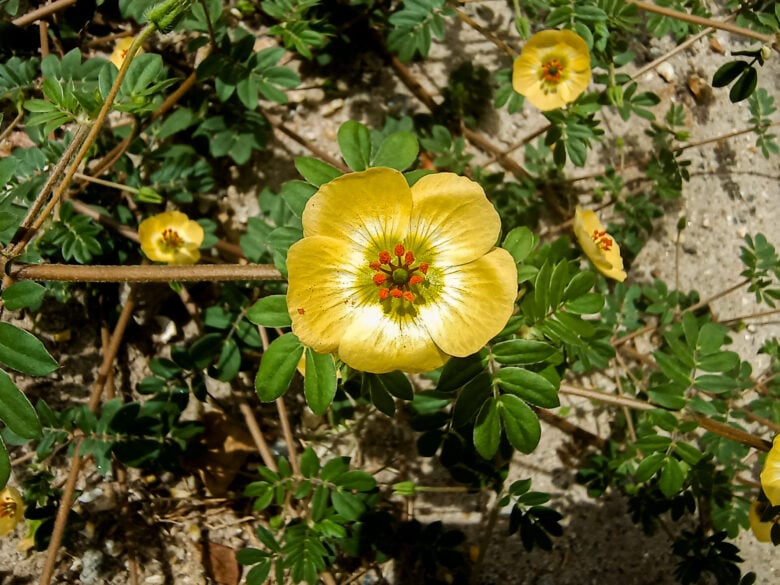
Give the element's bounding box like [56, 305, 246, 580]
[629, 1, 776, 46]
[238, 400, 279, 471]
[0, 109, 25, 144]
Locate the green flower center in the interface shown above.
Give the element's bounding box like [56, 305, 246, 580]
[369, 243, 429, 302]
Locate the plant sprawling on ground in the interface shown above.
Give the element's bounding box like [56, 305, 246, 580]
[0, 0, 779, 583]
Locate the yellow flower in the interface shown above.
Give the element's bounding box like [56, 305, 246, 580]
[573, 206, 626, 282]
[748, 500, 777, 543]
[512, 29, 591, 111]
[138, 211, 204, 265]
[109, 37, 141, 69]
[761, 435, 780, 506]
[0, 486, 24, 537]
[286, 167, 517, 374]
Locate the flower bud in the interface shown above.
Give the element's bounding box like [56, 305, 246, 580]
[137, 187, 163, 204]
[146, 0, 193, 34]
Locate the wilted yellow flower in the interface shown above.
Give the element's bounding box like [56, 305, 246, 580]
[749, 501, 777, 543]
[0, 486, 24, 537]
[138, 211, 204, 265]
[109, 37, 141, 69]
[573, 206, 626, 282]
[512, 29, 591, 111]
[286, 167, 517, 374]
[761, 435, 780, 506]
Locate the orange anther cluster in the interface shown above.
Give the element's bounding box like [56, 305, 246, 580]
[591, 229, 613, 251]
[541, 58, 563, 84]
[0, 501, 16, 518]
[160, 228, 183, 250]
[369, 243, 428, 303]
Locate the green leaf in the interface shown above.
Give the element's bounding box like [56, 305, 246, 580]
[437, 352, 486, 392]
[658, 457, 686, 498]
[712, 60, 749, 88]
[303, 348, 337, 416]
[729, 67, 757, 103]
[502, 226, 537, 264]
[0, 322, 58, 376]
[370, 131, 419, 171]
[331, 489, 364, 521]
[337, 121, 371, 171]
[563, 271, 596, 301]
[0, 368, 42, 439]
[255, 333, 304, 402]
[246, 295, 292, 328]
[696, 351, 739, 373]
[495, 367, 559, 408]
[473, 397, 501, 459]
[694, 374, 738, 393]
[2, 281, 45, 311]
[492, 339, 557, 365]
[653, 350, 691, 387]
[300, 446, 320, 478]
[294, 157, 342, 186]
[635, 452, 665, 483]
[499, 394, 541, 453]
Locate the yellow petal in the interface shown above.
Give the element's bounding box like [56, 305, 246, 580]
[748, 501, 775, 543]
[406, 172, 502, 265]
[0, 486, 24, 538]
[573, 206, 626, 282]
[287, 235, 371, 354]
[761, 435, 780, 507]
[421, 248, 517, 357]
[337, 304, 448, 374]
[301, 168, 411, 253]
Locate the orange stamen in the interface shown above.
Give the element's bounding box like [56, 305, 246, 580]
[369, 261, 381, 271]
[419, 263, 429, 274]
[378, 288, 390, 300]
[404, 251, 415, 265]
[541, 58, 563, 84]
[403, 291, 415, 302]
[390, 289, 403, 299]
[409, 275, 424, 286]
[378, 251, 391, 264]
[373, 273, 387, 286]
[394, 244, 405, 257]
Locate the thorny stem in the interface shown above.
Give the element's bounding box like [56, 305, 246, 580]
[8, 263, 284, 282]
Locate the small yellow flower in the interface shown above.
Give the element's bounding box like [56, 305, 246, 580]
[761, 435, 780, 506]
[573, 206, 626, 282]
[0, 486, 24, 537]
[748, 500, 777, 543]
[286, 167, 518, 374]
[109, 37, 141, 69]
[138, 211, 204, 265]
[512, 29, 591, 111]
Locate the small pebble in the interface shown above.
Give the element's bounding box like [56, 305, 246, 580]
[656, 62, 676, 83]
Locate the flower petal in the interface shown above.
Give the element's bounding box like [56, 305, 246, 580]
[761, 435, 780, 507]
[748, 501, 774, 543]
[406, 173, 502, 265]
[573, 206, 626, 282]
[337, 305, 448, 374]
[301, 167, 411, 253]
[0, 486, 24, 537]
[287, 235, 373, 354]
[421, 248, 517, 357]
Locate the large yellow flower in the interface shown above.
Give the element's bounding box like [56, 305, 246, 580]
[138, 210, 204, 265]
[573, 206, 626, 282]
[0, 486, 24, 537]
[286, 168, 517, 374]
[761, 435, 780, 506]
[512, 29, 591, 111]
